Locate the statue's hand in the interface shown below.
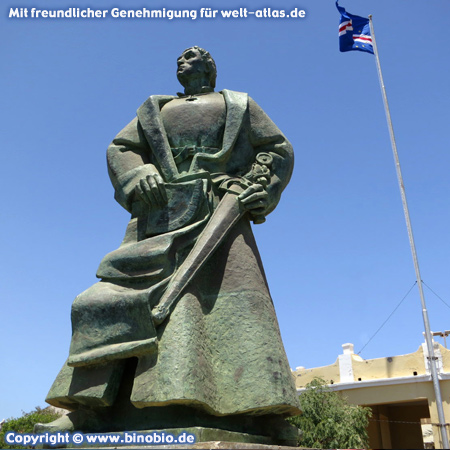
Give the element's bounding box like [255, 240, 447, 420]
[237, 183, 269, 217]
[135, 174, 168, 208]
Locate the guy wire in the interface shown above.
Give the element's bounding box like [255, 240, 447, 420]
[357, 281, 417, 355]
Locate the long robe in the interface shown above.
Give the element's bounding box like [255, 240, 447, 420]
[46, 90, 300, 421]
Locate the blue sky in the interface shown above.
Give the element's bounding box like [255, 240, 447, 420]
[1, 0, 449, 421]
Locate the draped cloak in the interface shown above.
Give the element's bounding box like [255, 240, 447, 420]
[46, 90, 300, 420]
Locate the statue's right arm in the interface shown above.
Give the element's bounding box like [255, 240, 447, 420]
[107, 117, 167, 213]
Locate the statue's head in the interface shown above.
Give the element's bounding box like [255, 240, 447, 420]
[177, 46, 217, 89]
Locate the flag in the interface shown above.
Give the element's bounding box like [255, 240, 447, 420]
[336, 1, 373, 54]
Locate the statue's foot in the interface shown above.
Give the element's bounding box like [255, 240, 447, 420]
[34, 409, 102, 434]
[34, 413, 74, 434]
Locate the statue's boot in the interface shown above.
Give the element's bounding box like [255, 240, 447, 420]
[33, 409, 104, 434]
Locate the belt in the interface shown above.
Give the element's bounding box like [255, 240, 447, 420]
[171, 145, 220, 164]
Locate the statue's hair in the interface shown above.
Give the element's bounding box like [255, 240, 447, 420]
[182, 46, 217, 88]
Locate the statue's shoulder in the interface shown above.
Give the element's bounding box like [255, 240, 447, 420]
[219, 90, 249, 115]
[113, 96, 176, 144]
[220, 89, 248, 100]
[135, 95, 177, 134]
[112, 116, 140, 142]
[138, 94, 176, 112]
[221, 90, 265, 113]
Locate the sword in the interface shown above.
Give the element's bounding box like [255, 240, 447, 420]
[151, 152, 273, 326]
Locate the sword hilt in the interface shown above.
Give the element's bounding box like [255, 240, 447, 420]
[218, 153, 273, 224]
[250, 152, 273, 188]
[246, 152, 273, 224]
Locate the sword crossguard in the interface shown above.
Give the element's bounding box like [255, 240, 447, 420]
[218, 177, 253, 195]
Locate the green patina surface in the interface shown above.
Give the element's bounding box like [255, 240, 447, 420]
[41, 47, 298, 444]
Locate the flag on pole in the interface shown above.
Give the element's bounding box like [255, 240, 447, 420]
[336, 1, 373, 54]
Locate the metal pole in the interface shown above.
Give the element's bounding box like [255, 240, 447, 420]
[369, 15, 449, 449]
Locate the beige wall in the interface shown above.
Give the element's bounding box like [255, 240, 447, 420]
[294, 342, 450, 449]
[352, 346, 426, 380]
[295, 344, 450, 385]
[295, 359, 340, 386]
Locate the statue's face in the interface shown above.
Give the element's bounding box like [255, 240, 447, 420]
[177, 48, 207, 85]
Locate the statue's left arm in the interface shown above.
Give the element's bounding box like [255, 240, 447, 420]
[239, 97, 294, 218]
[107, 117, 167, 213]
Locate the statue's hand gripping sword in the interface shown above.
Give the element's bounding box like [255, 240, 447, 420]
[151, 152, 273, 326]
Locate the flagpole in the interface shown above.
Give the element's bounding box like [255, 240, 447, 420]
[368, 15, 449, 449]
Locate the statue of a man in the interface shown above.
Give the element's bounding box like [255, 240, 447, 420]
[41, 47, 299, 444]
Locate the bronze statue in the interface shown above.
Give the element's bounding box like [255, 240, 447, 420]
[40, 46, 299, 445]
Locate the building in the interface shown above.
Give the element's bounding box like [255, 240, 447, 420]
[293, 340, 450, 449]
